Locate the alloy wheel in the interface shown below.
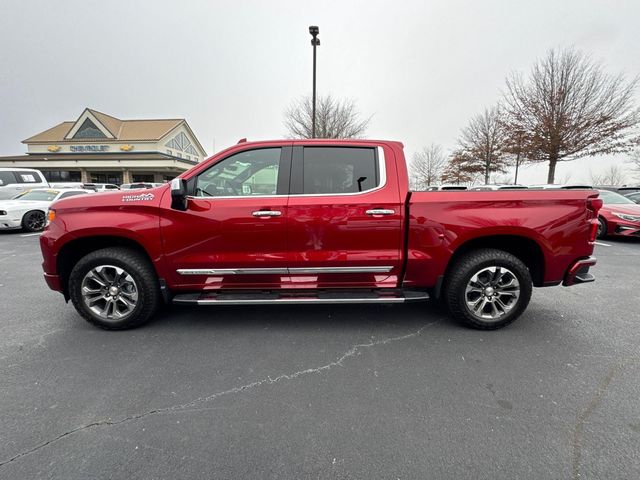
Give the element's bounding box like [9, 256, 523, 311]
[464, 266, 520, 321]
[81, 265, 139, 321]
[26, 212, 45, 231]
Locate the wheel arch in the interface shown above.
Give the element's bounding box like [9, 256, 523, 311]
[21, 209, 47, 228]
[57, 235, 155, 300]
[444, 235, 546, 288]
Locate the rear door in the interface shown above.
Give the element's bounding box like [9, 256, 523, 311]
[286, 144, 403, 288]
[0, 171, 20, 199]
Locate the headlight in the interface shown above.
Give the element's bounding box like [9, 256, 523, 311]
[0, 210, 6, 216]
[613, 212, 640, 222]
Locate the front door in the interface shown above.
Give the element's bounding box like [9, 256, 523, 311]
[160, 146, 291, 291]
[286, 144, 403, 289]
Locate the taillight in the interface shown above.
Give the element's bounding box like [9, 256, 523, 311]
[587, 195, 602, 243]
[587, 197, 603, 215]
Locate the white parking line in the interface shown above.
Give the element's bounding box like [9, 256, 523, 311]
[19, 233, 42, 237]
[594, 241, 612, 247]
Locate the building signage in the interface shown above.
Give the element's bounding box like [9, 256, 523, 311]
[70, 145, 110, 152]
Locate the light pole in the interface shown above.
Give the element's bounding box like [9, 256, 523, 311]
[309, 25, 320, 138]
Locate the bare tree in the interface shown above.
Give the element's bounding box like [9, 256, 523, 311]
[501, 127, 529, 184]
[490, 173, 514, 184]
[556, 171, 573, 185]
[458, 106, 509, 184]
[409, 144, 447, 189]
[628, 151, 640, 182]
[503, 48, 640, 183]
[441, 150, 484, 185]
[590, 164, 628, 186]
[284, 94, 371, 139]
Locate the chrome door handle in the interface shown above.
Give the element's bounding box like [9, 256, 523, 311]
[252, 210, 282, 217]
[366, 209, 395, 216]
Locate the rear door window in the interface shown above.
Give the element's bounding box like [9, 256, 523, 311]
[0, 171, 17, 186]
[301, 147, 378, 194]
[16, 172, 40, 183]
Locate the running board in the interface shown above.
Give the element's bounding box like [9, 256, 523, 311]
[172, 289, 430, 306]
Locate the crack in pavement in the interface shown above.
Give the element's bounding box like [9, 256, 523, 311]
[571, 357, 638, 480]
[0, 321, 438, 468]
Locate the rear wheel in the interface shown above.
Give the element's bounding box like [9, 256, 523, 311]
[444, 249, 532, 330]
[596, 217, 607, 239]
[22, 210, 46, 232]
[68, 247, 161, 330]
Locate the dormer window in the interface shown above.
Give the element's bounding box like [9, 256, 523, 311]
[73, 118, 106, 139]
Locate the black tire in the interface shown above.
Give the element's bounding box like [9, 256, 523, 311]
[21, 210, 46, 232]
[444, 248, 533, 330]
[596, 216, 607, 239]
[68, 247, 161, 330]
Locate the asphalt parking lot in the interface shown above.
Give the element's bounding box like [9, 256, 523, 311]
[0, 232, 639, 479]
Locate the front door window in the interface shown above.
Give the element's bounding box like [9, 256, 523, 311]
[195, 148, 281, 197]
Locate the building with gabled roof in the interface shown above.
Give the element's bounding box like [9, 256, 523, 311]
[0, 108, 207, 185]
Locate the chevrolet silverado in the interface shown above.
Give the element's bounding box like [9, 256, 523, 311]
[40, 139, 602, 330]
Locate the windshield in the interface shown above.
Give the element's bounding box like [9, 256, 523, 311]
[598, 190, 635, 205]
[13, 189, 60, 201]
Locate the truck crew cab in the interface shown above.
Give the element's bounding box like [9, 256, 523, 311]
[40, 139, 601, 330]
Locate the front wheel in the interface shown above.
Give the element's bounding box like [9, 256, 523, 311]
[444, 249, 533, 330]
[22, 210, 46, 232]
[68, 247, 161, 330]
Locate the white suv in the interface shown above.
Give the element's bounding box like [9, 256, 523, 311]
[0, 168, 49, 200]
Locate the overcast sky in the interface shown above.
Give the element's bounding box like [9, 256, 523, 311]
[1, 0, 639, 184]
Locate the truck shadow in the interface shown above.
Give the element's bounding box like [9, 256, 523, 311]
[149, 301, 454, 333]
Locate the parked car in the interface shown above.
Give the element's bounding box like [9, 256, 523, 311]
[424, 184, 468, 191]
[624, 192, 640, 204]
[470, 184, 528, 191]
[618, 186, 640, 195]
[596, 185, 640, 195]
[528, 184, 594, 190]
[596, 189, 640, 239]
[1, 188, 88, 232]
[85, 183, 120, 192]
[120, 182, 157, 190]
[49, 182, 97, 191]
[41, 139, 601, 331]
[0, 167, 48, 200]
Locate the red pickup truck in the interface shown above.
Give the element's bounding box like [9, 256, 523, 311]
[40, 139, 602, 331]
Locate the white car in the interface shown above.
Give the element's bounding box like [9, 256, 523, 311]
[424, 184, 468, 191]
[0, 188, 88, 232]
[528, 183, 593, 189]
[0, 167, 49, 200]
[120, 182, 164, 190]
[470, 184, 528, 191]
[87, 183, 120, 191]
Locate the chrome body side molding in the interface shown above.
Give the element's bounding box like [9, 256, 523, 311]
[177, 266, 395, 276]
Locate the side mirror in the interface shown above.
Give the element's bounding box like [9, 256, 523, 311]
[171, 178, 188, 211]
